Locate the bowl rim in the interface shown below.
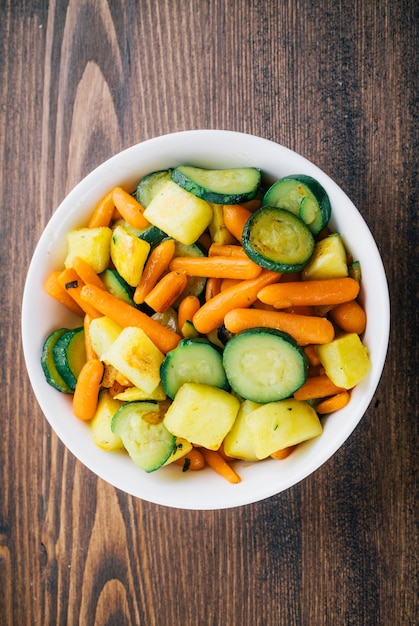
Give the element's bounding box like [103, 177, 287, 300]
[21, 129, 390, 510]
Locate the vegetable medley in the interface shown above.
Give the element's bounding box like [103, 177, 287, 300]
[41, 165, 371, 483]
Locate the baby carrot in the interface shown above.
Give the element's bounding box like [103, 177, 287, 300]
[133, 238, 176, 304]
[169, 255, 262, 280]
[257, 277, 360, 308]
[80, 284, 181, 353]
[208, 243, 249, 258]
[177, 295, 201, 332]
[316, 391, 350, 414]
[293, 374, 345, 401]
[73, 359, 104, 420]
[329, 300, 367, 334]
[223, 308, 335, 346]
[304, 345, 322, 367]
[201, 449, 241, 484]
[83, 314, 98, 361]
[174, 447, 206, 471]
[57, 268, 102, 318]
[87, 190, 115, 228]
[112, 186, 149, 230]
[71, 256, 106, 290]
[222, 204, 252, 241]
[44, 270, 85, 316]
[271, 445, 296, 460]
[193, 270, 281, 334]
[205, 277, 222, 301]
[144, 270, 188, 313]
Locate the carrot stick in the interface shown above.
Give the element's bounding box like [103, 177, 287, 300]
[201, 449, 241, 484]
[169, 255, 262, 279]
[316, 391, 350, 414]
[87, 190, 115, 228]
[205, 277, 222, 301]
[133, 239, 176, 304]
[71, 256, 106, 290]
[57, 268, 102, 318]
[174, 448, 206, 471]
[44, 271, 85, 316]
[271, 445, 296, 460]
[208, 243, 249, 258]
[112, 186, 149, 230]
[177, 295, 201, 331]
[73, 359, 104, 420]
[193, 270, 281, 334]
[223, 308, 335, 346]
[144, 270, 188, 313]
[257, 277, 360, 308]
[223, 204, 252, 241]
[293, 374, 345, 401]
[329, 300, 367, 334]
[83, 314, 98, 361]
[80, 284, 181, 353]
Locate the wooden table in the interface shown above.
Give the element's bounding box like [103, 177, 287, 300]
[2, 1, 417, 624]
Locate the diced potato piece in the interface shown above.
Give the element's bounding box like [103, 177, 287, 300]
[90, 390, 124, 451]
[110, 225, 150, 286]
[143, 180, 213, 245]
[114, 383, 167, 402]
[302, 233, 348, 280]
[65, 227, 112, 274]
[163, 437, 194, 466]
[89, 316, 122, 360]
[245, 399, 322, 459]
[316, 333, 371, 389]
[163, 383, 240, 450]
[104, 327, 164, 394]
[208, 203, 236, 245]
[223, 399, 261, 461]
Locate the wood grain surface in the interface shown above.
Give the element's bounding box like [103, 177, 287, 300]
[1, 1, 417, 624]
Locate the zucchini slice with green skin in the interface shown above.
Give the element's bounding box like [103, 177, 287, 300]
[52, 327, 86, 390]
[136, 169, 173, 208]
[262, 174, 331, 234]
[111, 401, 176, 472]
[242, 206, 315, 273]
[100, 269, 135, 305]
[160, 338, 229, 399]
[171, 166, 261, 204]
[41, 328, 74, 393]
[222, 328, 308, 403]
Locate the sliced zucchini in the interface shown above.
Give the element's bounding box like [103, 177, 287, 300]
[52, 327, 86, 390]
[111, 401, 176, 472]
[41, 328, 73, 393]
[136, 169, 173, 207]
[262, 174, 331, 234]
[100, 269, 135, 305]
[348, 260, 362, 282]
[137, 224, 167, 247]
[242, 206, 315, 273]
[160, 338, 229, 399]
[172, 166, 261, 204]
[222, 328, 308, 403]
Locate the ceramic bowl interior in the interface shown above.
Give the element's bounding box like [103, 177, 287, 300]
[22, 130, 390, 510]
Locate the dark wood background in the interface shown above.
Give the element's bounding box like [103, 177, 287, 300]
[1, 1, 417, 624]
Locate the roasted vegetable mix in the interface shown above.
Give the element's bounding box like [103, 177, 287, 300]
[41, 166, 370, 483]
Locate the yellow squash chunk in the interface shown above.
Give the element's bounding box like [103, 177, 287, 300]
[114, 383, 167, 402]
[65, 226, 112, 274]
[143, 180, 213, 245]
[163, 382, 240, 450]
[245, 399, 322, 459]
[104, 326, 164, 394]
[316, 332, 371, 389]
[208, 203, 236, 245]
[110, 225, 151, 286]
[89, 316, 122, 360]
[302, 233, 348, 280]
[90, 390, 124, 451]
[223, 400, 261, 461]
[163, 438, 193, 466]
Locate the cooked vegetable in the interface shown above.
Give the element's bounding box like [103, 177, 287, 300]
[223, 399, 260, 461]
[72, 359, 104, 420]
[208, 203, 236, 244]
[262, 174, 331, 235]
[169, 255, 262, 280]
[172, 165, 261, 204]
[222, 204, 253, 241]
[64, 226, 112, 274]
[88, 316, 122, 360]
[293, 374, 345, 401]
[110, 225, 150, 287]
[90, 390, 124, 450]
[173, 446, 205, 471]
[200, 448, 241, 484]
[257, 277, 360, 308]
[222, 328, 308, 403]
[144, 270, 188, 313]
[208, 243, 249, 258]
[41, 328, 74, 393]
[177, 295, 201, 335]
[112, 186, 149, 230]
[160, 338, 228, 399]
[170, 241, 208, 304]
[44, 271, 85, 317]
[57, 268, 101, 318]
[71, 256, 106, 290]
[49, 326, 86, 391]
[301, 233, 348, 280]
[100, 269, 135, 305]
[329, 300, 367, 334]
[316, 333, 371, 389]
[136, 169, 172, 207]
[133, 238, 176, 304]
[88, 190, 115, 228]
[242, 206, 315, 273]
[316, 391, 350, 414]
[111, 401, 176, 472]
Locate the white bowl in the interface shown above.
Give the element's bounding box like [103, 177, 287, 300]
[22, 130, 390, 510]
